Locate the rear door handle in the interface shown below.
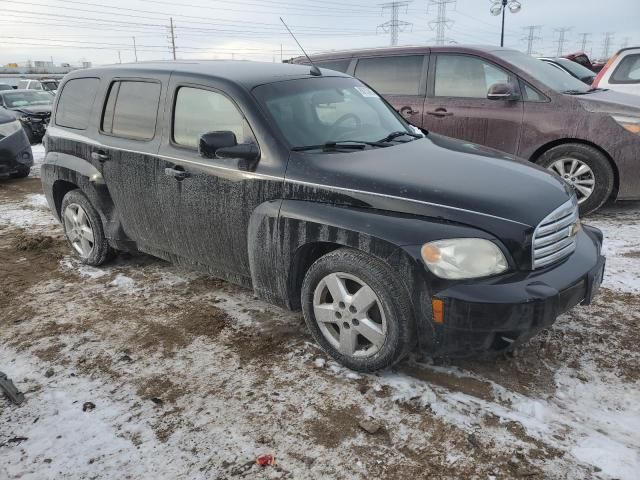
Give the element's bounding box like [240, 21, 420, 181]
[165, 166, 191, 181]
[426, 109, 453, 118]
[91, 150, 110, 162]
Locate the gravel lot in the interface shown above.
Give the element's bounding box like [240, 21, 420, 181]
[1, 145, 639, 479]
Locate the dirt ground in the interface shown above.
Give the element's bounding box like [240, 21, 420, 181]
[1, 148, 639, 479]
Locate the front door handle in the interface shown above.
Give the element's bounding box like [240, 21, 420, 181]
[426, 108, 453, 118]
[91, 150, 110, 162]
[164, 166, 191, 181]
[399, 106, 419, 116]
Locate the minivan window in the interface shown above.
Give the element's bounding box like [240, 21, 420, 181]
[354, 55, 423, 95]
[253, 76, 413, 149]
[610, 54, 640, 83]
[434, 55, 514, 98]
[173, 86, 255, 148]
[102, 80, 161, 140]
[494, 50, 590, 93]
[56, 78, 99, 130]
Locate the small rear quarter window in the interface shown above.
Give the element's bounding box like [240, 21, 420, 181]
[55, 78, 100, 130]
[101, 80, 161, 141]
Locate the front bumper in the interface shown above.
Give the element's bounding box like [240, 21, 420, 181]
[0, 128, 33, 176]
[427, 225, 604, 356]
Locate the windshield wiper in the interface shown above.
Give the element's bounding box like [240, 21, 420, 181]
[291, 140, 386, 152]
[377, 131, 422, 143]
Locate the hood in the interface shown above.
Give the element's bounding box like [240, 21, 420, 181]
[578, 89, 640, 115]
[10, 105, 52, 116]
[284, 133, 573, 228]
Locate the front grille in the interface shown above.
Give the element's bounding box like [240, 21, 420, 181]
[532, 197, 579, 269]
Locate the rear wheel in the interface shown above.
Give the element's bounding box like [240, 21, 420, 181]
[536, 143, 613, 215]
[61, 189, 111, 266]
[301, 248, 414, 372]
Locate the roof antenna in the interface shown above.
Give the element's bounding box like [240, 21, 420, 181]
[279, 17, 322, 76]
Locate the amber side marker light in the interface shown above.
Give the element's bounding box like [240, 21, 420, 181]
[432, 298, 445, 324]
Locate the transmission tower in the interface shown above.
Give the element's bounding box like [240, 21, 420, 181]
[576, 33, 591, 53]
[522, 25, 542, 55]
[378, 1, 412, 46]
[601, 32, 614, 59]
[621, 36, 631, 50]
[427, 0, 456, 45]
[554, 27, 572, 57]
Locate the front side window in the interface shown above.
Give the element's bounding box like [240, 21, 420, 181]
[253, 76, 414, 149]
[102, 80, 161, 140]
[55, 78, 99, 130]
[434, 55, 515, 98]
[354, 55, 423, 95]
[173, 87, 255, 149]
[611, 54, 640, 83]
[1, 90, 53, 108]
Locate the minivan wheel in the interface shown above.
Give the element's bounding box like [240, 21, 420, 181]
[301, 248, 414, 372]
[536, 143, 613, 215]
[61, 189, 111, 266]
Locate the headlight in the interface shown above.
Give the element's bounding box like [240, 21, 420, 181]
[19, 115, 31, 123]
[612, 114, 640, 134]
[421, 238, 509, 279]
[0, 120, 23, 138]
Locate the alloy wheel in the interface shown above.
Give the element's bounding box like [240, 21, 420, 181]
[548, 157, 596, 204]
[63, 203, 95, 258]
[312, 272, 387, 358]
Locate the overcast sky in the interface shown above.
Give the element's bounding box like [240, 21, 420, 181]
[0, 0, 638, 66]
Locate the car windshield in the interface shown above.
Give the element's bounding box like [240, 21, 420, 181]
[2, 91, 53, 108]
[41, 81, 59, 91]
[553, 58, 595, 79]
[495, 50, 591, 93]
[252, 76, 418, 150]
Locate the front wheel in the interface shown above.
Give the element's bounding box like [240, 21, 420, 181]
[61, 189, 112, 266]
[536, 143, 614, 215]
[301, 248, 414, 372]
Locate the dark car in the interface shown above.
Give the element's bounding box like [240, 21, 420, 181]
[293, 45, 640, 215]
[41, 62, 604, 372]
[538, 57, 596, 85]
[563, 52, 604, 73]
[0, 89, 53, 143]
[0, 108, 33, 178]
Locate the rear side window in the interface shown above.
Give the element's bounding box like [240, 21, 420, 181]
[434, 55, 515, 98]
[18, 80, 29, 89]
[55, 77, 100, 130]
[610, 54, 640, 83]
[102, 80, 161, 140]
[315, 59, 351, 73]
[354, 55, 423, 95]
[172, 86, 255, 148]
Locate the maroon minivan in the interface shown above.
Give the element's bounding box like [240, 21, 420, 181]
[293, 46, 640, 214]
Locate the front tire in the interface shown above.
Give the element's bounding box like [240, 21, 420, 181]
[301, 248, 414, 372]
[10, 166, 30, 178]
[536, 143, 614, 215]
[61, 189, 111, 266]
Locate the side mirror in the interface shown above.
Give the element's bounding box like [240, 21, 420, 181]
[198, 130, 260, 171]
[487, 83, 519, 101]
[199, 131, 237, 159]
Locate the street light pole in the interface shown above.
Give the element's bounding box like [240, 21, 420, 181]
[491, 0, 521, 48]
[500, 0, 507, 47]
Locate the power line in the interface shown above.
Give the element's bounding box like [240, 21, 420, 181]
[522, 25, 542, 55]
[620, 36, 631, 50]
[601, 32, 614, 59]
[377, 1, 412, 46]
[428, 0, 456, 46]
[554, 27, 572, 57]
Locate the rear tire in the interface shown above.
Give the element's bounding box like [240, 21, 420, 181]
[301, 248, 414, 372]
[61, 189, 112, 266]
[536, 143, 613, 215]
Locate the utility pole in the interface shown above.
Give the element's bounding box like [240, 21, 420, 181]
[169, 17, 177, 60]
[132, 36, 138, 62]
[522, 25, 541, 55]
[428, 0, 456, 46]
[554, 27, 572, 57]
[377, 1, 412, 46]
[601, 32, 614, 59]
[280, 44, 283, 63]
[117, 50, 122, 64]
[577, 33, 590, 53]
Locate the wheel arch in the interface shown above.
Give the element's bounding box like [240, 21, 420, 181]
[528, 138, 620, 199]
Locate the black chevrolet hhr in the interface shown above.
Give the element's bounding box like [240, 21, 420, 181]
[41, 61, 605, 371]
